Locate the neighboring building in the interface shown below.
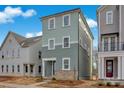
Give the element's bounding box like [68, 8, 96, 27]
[97, 5, 124, 80]
[0, 32, 42, 76]
[41, 8, 93, 80]
[92, 47, 98, 76]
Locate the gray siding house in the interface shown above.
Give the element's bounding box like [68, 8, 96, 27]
[41, 8, 93, 80]
[98, 5, 124, 80]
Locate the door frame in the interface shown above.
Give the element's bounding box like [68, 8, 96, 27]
[42, 58, 56, 77]
[106, 60, 113, 78]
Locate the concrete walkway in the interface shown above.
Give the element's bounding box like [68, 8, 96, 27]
[0, 80, 51, 88]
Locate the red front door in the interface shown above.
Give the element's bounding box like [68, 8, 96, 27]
[106, 60, 113, 77]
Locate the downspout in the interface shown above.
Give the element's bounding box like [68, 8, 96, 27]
[77, 13, 80, 80]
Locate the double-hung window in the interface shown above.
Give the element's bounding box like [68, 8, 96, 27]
[63, 36, 70, 48]
[48, 18, 55, 29]
[63, 14, 70, 27]
[48, 38, 55, 50]
[106, 11, 113, 24]
[62, 58, 70, 70]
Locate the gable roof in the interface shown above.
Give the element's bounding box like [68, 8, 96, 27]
[0, 31, 42, 50]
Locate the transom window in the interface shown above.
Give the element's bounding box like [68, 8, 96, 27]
[62, 58, 70, 70]
[63, 14, 70, 26]
[106, 11, 113, 24]
[48, 39, 55, 50]
[48, 18, 55, 29]
[63, 36, 70, 48]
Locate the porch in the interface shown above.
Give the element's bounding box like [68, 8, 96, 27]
[98, 55, 124, 80]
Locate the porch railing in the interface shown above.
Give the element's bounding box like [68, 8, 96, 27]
[99, 42, 124, 52]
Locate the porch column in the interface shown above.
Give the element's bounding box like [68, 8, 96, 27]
[122, 56, 124, 79]
[118, 56, 122, 79]
[42, 61, 45, 77]
[28, 64, 30, 76]
[101, 57, 104, 79]
[98, 57, 101, 79]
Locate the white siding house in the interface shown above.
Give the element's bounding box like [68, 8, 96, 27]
[0, 31, 42, 76]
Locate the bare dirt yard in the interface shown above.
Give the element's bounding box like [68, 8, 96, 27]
[37, 80, 98, 88]
[0, 76, 43, 85]
[0, 76, 123, 88]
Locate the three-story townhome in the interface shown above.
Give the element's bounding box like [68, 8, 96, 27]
[98, 5, 124, 80]
[41, 8, 93, 80]
[0, 32, 42, 76]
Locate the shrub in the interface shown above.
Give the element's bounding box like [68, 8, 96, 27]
[52, 77, 56, 80]
[98, 82, 104, 86]
[106, 82, 112, 86]
[115, 82, 120, 87]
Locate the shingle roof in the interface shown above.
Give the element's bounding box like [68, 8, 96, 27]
[20, 36, 42, 48]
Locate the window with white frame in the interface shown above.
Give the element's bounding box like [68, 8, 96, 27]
[17, 48, 20, 57]
[63, 14, 70, 26]
[48, 18, 55, 29]
[63, 36, 70, 48]
[106, 11, 113, 24]
[48, 39, 55, 50]
[62, 58, 70, 70]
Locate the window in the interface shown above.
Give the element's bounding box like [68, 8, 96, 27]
[63, 36, 70, 48]
[17, 65, 20, 72]
[62, 58, 70, 70]
[30, 65, 34, 73]
[2, 51, 4, 59]
[25, 65, 28, 73]
[38, 51, 41, 60]
[12, 49, 14, 57]
[63, 14, 70, 26]
[17, 48, 20, 57]
[48, 39, 55, 50]
[106, 11, 113, 24]
[12, 65, 14, 72]
[48, 18, 55, 29]
[2, 65, 4, 72]
[6, 65, 8, 72]
[104, 37, 108, 51]
[38, 66, 41, 73]
[111, 37, 115, 51]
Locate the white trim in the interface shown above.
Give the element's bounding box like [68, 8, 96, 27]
[42, 58, 56, 77]
[62, 14, 71, 27]
[48, 17, 55, 30]
[48, 38, 55, 50]
[42, 41, 78, 47]
[62, 57, 70, 70]
[106, 11, 113, 24]
[42, 58, 56, 61]
[62, 36, 70, 48]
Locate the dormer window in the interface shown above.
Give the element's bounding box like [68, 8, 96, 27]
[106, 11, 113, 24]
[48, 18, 55, 29]
[63, 14, 70, 27]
